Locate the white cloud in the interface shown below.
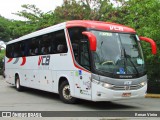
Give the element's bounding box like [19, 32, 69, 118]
[0, 0, 63, 20]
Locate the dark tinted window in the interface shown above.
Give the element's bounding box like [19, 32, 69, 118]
[40, 34, 52, 55]
[6, 29, 68, 58]
[28, 38, 39, 56]
[55, 30, 68, 53]
[6, 41, 26, 58]
[6, 44, 14, 58]
[68, 27, 91, 70]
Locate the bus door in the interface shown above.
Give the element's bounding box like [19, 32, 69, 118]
[78, 39, 92, 100]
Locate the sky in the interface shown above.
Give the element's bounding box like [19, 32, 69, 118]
[0, 0, 63, 20]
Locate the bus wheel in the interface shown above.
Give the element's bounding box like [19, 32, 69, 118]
[15, 75, 23, 91]
[59, 81, 76, 104]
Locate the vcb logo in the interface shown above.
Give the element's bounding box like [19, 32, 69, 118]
[38, 55, 50, 66]
[110, 26, 124, 31]
[124, 81, 132, 85]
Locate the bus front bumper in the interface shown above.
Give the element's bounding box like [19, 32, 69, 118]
[91, 82, 147, 101]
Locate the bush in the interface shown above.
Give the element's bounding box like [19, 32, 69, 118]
[0, 49, 5, 75]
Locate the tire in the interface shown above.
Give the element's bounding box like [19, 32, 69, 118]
[59, 81, 77, 104]
[15, 75, 23, 91]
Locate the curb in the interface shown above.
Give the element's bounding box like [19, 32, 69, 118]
[145, 94, 160, 98]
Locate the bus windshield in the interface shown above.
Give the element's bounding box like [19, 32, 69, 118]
[91, 30, 145, 75]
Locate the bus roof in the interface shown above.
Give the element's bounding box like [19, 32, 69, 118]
[8, 20, 136, 44]
[66, 20, 136, 33]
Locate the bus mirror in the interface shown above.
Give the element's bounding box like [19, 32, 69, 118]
[82, 31, 97, 51]
[139, 36, 157, 55]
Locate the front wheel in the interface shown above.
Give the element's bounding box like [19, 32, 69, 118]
[15, 75, 23, 91]
[59, 81, 77, 104]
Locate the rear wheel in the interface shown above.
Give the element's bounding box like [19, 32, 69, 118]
[15, 75, 23, 91]
[59, 81, 76, 104]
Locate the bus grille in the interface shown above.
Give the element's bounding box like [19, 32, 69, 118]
[111, 84, 142, 90]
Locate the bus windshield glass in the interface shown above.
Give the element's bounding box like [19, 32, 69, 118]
[91, 30, 145, 75]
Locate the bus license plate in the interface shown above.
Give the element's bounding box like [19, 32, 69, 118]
[122, 93, 131, 97]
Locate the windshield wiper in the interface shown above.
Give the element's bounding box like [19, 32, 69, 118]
[100, 41, 106, 63]
[123, 48, 139, 76]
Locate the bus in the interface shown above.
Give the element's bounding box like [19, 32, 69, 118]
[5, 20, 157, 104]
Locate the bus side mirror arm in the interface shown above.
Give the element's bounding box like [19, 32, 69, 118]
[82, 31, 97, 51]
[139, 36, 157, 55]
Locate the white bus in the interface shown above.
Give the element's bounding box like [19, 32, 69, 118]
[5, 20, 157, 103]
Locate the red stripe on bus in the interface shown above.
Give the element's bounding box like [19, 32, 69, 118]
[38, 56, 42, 66]
[20, 57, 26, 66]
[7, 58, 13, 63]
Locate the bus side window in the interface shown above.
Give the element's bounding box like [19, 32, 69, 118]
[48, 45, 51, 53]
[29, 49, 35, 56]
[51, 43, 57, 54]
[6, 44, 14, 58]
[41, 47, 49, 55]
[20, 41, 26, 57]
[35, 47, 38, 54]
[68, 27, 91, 70]
[79, 40, 91, 70]
[72, 43, 79, 61]
[28, 38, 40, 56]
[40, 34, 52, 55]
[14, 43, 22, 57]
[54, 30, 68, 54]
[57, 44, 66, 53]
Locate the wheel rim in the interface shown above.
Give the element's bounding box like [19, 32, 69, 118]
[16, 78, 20, 89]
[62, 85, 72, 100]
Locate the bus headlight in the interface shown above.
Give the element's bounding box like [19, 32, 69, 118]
[140, 81, 147, 87]
[92, 79, 114, 89]
[102, 83, 114, 89]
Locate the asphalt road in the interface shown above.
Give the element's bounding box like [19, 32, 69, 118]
[0, 76, 160, 119]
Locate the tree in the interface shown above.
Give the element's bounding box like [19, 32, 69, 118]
[54, 0, 115, 21]
[9, 4, 56, 39]
[54, 0, 87, 22]
[14, 4, 43, 23]
[9, 20, 37, 39]
[0, 15, 12, 41]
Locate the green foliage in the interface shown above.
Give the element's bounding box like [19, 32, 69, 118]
[0, 49, 5, 59]
[0, 49, 5, 75]
[9, 20, 35, 39]
[54, 0, 85, 22]
[0, 16, 12, 41]
[53, 0, 114, 21]
[14, 4, 43, 22]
